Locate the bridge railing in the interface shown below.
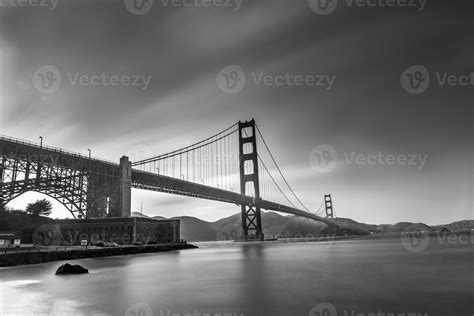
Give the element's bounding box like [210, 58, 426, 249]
[0, 134, 118, 166]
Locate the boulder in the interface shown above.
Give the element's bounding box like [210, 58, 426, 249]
[55, 263, 89, 275]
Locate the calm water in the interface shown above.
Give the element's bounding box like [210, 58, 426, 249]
[0, 237, 472, 316]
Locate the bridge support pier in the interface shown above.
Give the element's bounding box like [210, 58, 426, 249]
[85, 156, 131, 218]
[118, 156, 132, 218]
[239, 120, 264, 241]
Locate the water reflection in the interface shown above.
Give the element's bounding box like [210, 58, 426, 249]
[0, 238, 472, 316]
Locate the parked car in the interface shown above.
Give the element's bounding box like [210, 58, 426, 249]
[80, 240, 88, 246]
[96, 241, 106, 247]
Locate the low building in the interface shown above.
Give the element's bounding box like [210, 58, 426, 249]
[0, 231, 21, 248]
[34, 217, 180, 246]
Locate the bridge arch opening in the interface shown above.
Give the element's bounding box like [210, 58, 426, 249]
[4, 191, 74, 219]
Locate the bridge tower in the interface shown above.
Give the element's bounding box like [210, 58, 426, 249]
[238, 119, 264, 241]
[324, 194, 334, 219]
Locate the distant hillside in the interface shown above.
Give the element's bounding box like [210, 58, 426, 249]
[171, 216, 217, 241]
[432, 220, 474, 232]
[332, 218, 377, 234]
[126, 211, 473, 242]
[131, 212, 150, 218]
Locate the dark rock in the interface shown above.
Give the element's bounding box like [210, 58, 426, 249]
[55, 263, 88, 275]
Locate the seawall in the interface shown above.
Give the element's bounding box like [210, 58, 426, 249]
[0, 243, 198, 267]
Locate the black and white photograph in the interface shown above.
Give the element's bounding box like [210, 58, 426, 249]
[0, 0, 472, 315]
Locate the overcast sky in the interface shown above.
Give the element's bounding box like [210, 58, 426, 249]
[1, 0, 472, 225]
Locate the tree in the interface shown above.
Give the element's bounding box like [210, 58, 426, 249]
[26, 199, 53, 217]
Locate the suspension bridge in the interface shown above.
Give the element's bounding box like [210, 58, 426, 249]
[0, 119, 337, 240]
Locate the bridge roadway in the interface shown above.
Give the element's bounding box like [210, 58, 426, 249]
[132, 169, 336, 227]
[0, 135, 336, 227]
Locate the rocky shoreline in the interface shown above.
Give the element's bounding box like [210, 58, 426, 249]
[0, 243, 198, 267]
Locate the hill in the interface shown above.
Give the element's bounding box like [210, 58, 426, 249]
[432, 220, 474, 232]
[171, 216, 217, 241]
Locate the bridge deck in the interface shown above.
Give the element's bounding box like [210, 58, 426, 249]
[1, 136, 336, 227]
[132, 170, 335, 227]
